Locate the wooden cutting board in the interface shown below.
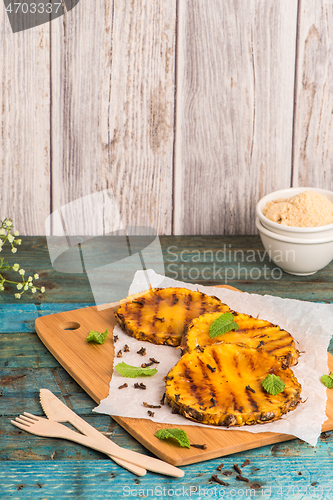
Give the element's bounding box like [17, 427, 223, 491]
[35, 285, 333, 466]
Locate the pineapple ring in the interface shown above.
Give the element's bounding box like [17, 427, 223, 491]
[115, 287, 229, 347]
[165, 343, 301, 426]
[181, 311, 299, 368]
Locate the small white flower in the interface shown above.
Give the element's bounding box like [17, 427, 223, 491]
[8, 235, 14, 243]
[0, 229, 5, 236]
[0, 285, 4, 291]
[28, 282, 33, 287]
[0, 247, 2, 253]
[13, 263, 20, 271]
[41, 287, 45, 293]
[17, 283, 23, 290]
[34, 274, 39, 280]
[0, 240, 3, 247]
[14, 231, 19, 236]
[15, 239, 22, 245]
[31, 287, 37, 293]
[28, 276, 33, 282]
[15, 293, 21, 299]
[5, 220, 12, 227]
[19, 269, 25, 275]
[24, 285, 28, 291]
[11, 247, 17, 253]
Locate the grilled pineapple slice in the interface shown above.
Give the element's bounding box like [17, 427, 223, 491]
[115, 287, 229, 346]
[165, 343, 301, 426]
[181, 312, 299, 368]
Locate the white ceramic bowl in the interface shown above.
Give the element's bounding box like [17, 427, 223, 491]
[256, 218, 333, 275]
[256, 187, 333, 240]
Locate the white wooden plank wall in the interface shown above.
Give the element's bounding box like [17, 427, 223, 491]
[0, 9, 50, 235]
[1, 0, 333, 235]
[174, 0, 298, 235]
[292, 0, 333, 189]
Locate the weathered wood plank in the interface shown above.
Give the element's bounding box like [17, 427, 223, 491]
[174, 0, 298, 235]
[0, 333, 60, 367]
[1, 236, 333, 303]
[0, 11, 51, 235]
[0, 305, 38, 333]
[292, 0, 333, 188]
[51, 0, 176, 236]
[0, 455, 332, 498]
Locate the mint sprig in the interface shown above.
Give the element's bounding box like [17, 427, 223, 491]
[209, 312, 239, 338]
[86, 328, 109, 345]
[155, 428, 190, 448]
[262, 374, 285, 395]
[115, 362, 158, 378]
[321, 373, 333, 389]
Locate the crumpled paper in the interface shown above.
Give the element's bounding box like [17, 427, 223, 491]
[94, 270, 333, 446]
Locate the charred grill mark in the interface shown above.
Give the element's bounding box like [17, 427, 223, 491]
[183, 366, 205, 407]
[212, 349, 223, 371]
[246, 392, 259, 412]
[230, 391, 243, 413]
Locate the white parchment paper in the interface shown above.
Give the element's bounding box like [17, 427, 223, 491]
[94, 270, 333, 446]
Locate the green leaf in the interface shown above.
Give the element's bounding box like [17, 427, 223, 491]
[155, 428, 190, 448]
[321, 374, 333, 389]
[86, 328, 109, 345]
[261, 374, 285, 395]
[209, 312, 239, 338]
[115, 362, 158, 378]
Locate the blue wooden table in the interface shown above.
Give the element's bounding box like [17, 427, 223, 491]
[1, 236, 333, 499]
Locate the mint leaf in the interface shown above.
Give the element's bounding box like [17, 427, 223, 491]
[86, 328, 109, 344]
[262, 374, 285, 395]
[155, 428, 190, 448]
[321, 374, 333, 388]
[115, 362, 158, 378]
[209, 312, 239, 338]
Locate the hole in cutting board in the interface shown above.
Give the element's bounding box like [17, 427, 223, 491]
[60, 321, 81, 331]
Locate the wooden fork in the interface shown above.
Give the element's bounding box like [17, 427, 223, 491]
[11, 413, 184, 478]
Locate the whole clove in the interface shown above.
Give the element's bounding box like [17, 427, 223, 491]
[190, 443, 207, 450]
[216, 463, 224, 471]
[207, 364, 216, 373]
[149, 357, 160, 364]
[233, 464, 242, 474]
[124, 344, 130, 352]
[160, 393, 166, 405]
[245, 385, 255, 393]
[116, 350, 123, 358]
[241, 459, 251, 467]
[118, 383, 128, 390]
[143, 402, 161, 409]
[137, 347, 146, 356]
[141, 361, 154, 368]
[155, 317, 165, 322]
[134, 383, 146, 390]
[211, 475, 228, 487]
[147, 411, 155, 417]
[236, 475, 250, 483]
[113, 335, 119, 343]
